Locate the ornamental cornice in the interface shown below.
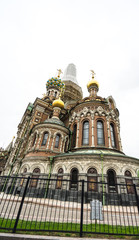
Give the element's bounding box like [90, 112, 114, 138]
[33, 123, 69, 134]
[70, 105, 113, 122]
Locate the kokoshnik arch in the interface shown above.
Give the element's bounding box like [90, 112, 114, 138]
[1, 63, 139, 194]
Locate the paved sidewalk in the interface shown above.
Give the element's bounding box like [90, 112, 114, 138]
[0, 233, 126, 240]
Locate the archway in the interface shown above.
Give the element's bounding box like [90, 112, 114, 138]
[107, 169, 117, 192]
[30, 168, 40, 188]
[70, 168, 78, 190]
[87, 168, 98, 191]
[125, 170, 134, 194]
[56, 168, 63, 189]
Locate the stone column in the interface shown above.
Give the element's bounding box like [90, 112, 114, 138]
[60, 136, 64, 152]
[36, 133, 41, 149]
[76, 119, 80, 148]
[62, 138, 65, 152]
[91, 115, 95, 147]
[116, 120, 123, 151]
[27, 134, 34, 151]
[106, 117, 111, 148]
[62, 137, 68, 152]
[51, 134, 55, 150]
[46, 132, 51, 149]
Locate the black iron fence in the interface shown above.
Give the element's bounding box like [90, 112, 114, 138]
[0, 175, 139, 237]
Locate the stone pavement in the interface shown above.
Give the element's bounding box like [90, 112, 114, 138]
[0, 233, 127, 240]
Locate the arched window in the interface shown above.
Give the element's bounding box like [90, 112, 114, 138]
[110, 123, 116, 148]
[125, 170, 134, 194]
[87, 168, 98, 191]
[107, 169, 117, 192]
[72, 124, 77, 148]
[82, 121, 89, 145]
[56, 168, 63, 189]
[32, 133, 37, 147]
[23, 168, 27, 174]
[55, 134, 60, 148]
[30, 168, 40, 188]
[41, 132, 48, 146]
[97, 120, 104, 145]
[70, 168, 78, 190]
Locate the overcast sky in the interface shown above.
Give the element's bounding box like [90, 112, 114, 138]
[0, 0, 139, 159]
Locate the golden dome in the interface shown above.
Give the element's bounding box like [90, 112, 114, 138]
[87, 79, 99, 89]
[52, 98, 64, 109]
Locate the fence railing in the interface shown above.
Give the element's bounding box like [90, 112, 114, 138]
[0, 175, 139, 237]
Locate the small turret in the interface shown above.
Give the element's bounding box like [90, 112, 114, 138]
[87, 70, 99, 98]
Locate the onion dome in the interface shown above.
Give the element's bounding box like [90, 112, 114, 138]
[52, 98, 64, 109]
[87, 79, 99, 89]
[46, 77, 65, 91]
[87, 70, 99, 90]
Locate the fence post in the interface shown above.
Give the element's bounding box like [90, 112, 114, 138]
[80, 180, 84, 237]
[134, 184, 139, 213]
[13, 176, 30, 233]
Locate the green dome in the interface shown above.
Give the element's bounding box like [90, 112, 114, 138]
[46, 77, 65, 91]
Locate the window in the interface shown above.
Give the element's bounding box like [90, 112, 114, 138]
[56, 168, 63, 189]
[125, 170, 134, 194]
[87, 168, 98, 191]
[97, 120, 104, 145]
[72, 124, 77, 148]
[30, 168, 40, 188]
[107, 169, 117, 192]
[70, 168, 78, 190]
[82, 121, 89, 145]
[55, 134, 60, 148]
[41, 132, 48, 146]
[110, 123, 116, 147]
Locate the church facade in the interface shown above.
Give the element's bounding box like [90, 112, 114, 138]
[2, 64, 139, 193]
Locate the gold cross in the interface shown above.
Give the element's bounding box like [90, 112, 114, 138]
[90, 70, 95, 78]
[57, 69, 63, 78]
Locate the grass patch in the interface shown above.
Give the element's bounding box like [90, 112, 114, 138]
[0, 218, 138, 237]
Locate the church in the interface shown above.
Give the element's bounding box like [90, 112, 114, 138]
[1, 63, 139, 194]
